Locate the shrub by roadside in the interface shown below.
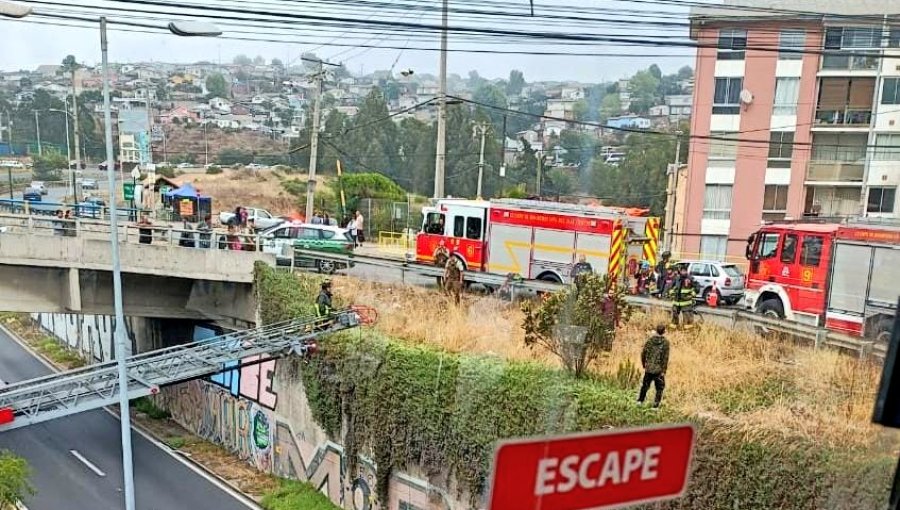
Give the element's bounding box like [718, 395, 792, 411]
[260, 479, 340, 510]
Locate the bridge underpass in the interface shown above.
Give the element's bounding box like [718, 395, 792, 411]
[0, 310, 364, 431]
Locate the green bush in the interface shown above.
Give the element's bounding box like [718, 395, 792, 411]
[0, 450, 34, 507]
[261, 479, 340, 510]
[156, 166, 176, 179]
[205, 165, 223, 175]
[133, 397, 171, 420]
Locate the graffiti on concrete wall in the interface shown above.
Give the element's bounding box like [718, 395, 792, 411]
[161, 375, 456, 510]
[32, 313, 140, 362]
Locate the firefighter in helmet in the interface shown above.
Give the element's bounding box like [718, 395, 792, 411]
[668, 274, 696, 326]
[444, 255, 465, 305]
[316, 280, 333, 317]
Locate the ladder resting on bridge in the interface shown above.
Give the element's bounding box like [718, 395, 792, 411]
[0, 310, 363, 432]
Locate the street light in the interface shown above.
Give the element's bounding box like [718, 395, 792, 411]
[0, 0, 31, 18]
[47, 108, 77, 202]
[99, 17, 222, 510]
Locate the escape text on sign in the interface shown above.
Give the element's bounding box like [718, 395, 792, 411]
[488, 424, 695, 510]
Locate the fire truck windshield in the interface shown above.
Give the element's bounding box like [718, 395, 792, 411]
[424, 212, 446, 235]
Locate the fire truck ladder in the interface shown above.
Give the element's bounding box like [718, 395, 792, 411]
[0, 310, 363, 432]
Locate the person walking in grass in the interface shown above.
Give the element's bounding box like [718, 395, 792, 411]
[638, 324, 670, 409]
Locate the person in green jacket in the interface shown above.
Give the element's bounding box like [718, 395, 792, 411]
[315, 280, 333, 317]
[638, 324, 670, 408]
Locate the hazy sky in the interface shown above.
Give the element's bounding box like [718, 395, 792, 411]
[1, 0, 695, 82]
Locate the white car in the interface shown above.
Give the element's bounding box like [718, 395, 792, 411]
[177, 163, 193, 169]
[672, 260, 746, 305]
[246, 163, 268, 170]
[30, 181, 47, 195]
[218, 207, 282, 230]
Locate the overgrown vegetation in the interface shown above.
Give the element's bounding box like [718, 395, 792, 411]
[0, 450, 34, 509]
[252, 264, 895, 509]
[133, 397, 171, 420]
[260, 479, 340, 510]
[521, 273, 631, 377]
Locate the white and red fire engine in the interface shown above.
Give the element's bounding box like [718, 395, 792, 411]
[415, 198, 660, 285]
[745, 220, 900, 342]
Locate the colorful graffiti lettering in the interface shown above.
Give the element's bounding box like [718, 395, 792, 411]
[159, 379, 456, 510]
[209, 354, 278, 409]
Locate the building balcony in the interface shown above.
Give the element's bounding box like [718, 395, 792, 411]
[820, 53, 879, 72]
[813, 108, 872, 128]
[806, 161, 865, 182]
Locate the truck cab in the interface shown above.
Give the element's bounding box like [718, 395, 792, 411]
[744, 224, 835, 326]
[416, 200, 488, 270]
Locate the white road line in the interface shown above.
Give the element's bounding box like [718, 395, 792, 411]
[69, 450, 106, 477]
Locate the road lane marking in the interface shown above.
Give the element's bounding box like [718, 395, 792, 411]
[69, 450, 106, 477]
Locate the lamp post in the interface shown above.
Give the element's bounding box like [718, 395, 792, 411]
[98, 17, 221, 510]
[47, 108, 75, 202]
[130, 166, 140, 219]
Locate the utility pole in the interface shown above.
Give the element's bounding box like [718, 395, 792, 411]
[474, 122, 488, 198]
[433, 0, 448, 198]
[34, 111, 41, 156]
[71, 73, 82, 172]
[203, 123, 209, 166]
[662, 131, 683, 253]
[498, 114, 507, 177]
[305, 60, 325, 221]
[536, 151, 543, 197]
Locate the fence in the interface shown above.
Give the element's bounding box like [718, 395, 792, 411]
[356, 197, 424, 242]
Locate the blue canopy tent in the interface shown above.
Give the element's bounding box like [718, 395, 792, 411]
[163, 182, 211, 221]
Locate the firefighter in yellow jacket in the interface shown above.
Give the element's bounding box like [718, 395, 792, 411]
[444, 256, 465, 305]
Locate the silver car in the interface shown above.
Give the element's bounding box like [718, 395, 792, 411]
[672, 260, 745, 305]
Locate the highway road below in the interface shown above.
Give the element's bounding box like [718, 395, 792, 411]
[0, 327, 258, 510]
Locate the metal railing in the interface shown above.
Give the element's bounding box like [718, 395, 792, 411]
[0, 211, 265, 252]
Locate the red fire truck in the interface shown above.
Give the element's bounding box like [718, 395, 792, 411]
[744, 221, 900, 342]
[415, 198, 659, 285]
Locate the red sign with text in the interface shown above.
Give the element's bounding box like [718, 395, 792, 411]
[487, 424, 695, 510]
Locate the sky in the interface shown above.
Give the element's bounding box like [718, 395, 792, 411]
[0, 0, 695, 83]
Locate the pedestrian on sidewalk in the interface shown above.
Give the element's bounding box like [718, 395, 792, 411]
[637, 324, 670, 408]
[354, 210, 365, 245]
[347, 216, 358, 247]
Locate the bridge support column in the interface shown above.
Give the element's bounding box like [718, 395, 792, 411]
[65, 268, 82, 312]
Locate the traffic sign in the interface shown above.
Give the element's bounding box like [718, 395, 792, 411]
[123, 182, 135, 201]
[487, 424, 695, 510]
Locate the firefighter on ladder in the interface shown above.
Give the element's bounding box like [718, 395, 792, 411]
[444, 256, 465, 305]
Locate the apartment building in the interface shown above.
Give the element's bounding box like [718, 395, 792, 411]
[678, 0, 900, 260]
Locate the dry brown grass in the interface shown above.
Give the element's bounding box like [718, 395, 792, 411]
[176, 168, 304, 215]
[337, 277, 900, 449]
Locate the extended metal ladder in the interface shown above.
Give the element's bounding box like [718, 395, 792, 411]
[0, 310, 362, 432]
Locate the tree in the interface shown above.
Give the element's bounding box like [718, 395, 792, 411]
[61, 55, 79, 76]
[32, 151, 66, 181]
[599, 94, 622, 122]
[573, 99, 590, 122]
[628, 69, 661, 114]
[467, 70, 486, 89]
[521, 273, 631, 377]
[253, 55, 266, 65]
[205, 73, 228, 99]
[155, 82, 168, 101]
[216, 148, 254, 166]
[472, 83, 508, 131]
[507, 69, 525, 96]
[590, 132, 680, 216]
[677, 65, 694, 80]
[0, 450, 33, 508]
[648, 64, 663, 80]
[233, 54, 252, 66]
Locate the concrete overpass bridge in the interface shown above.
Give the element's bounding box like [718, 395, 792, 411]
[0, 214, 275, 326]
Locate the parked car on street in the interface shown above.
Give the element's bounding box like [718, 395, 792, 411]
[23, 189, 42, 202]
[671, 259, 746, 305]
[30, 181, 47, 195]
[218, 207, 282, 230]
[260, 222, 355, 273]
[177, 163, 193, 169]
[79, 178, 98, 190]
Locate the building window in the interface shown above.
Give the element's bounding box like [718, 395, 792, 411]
[812, 133, 867, 162]
[708, 132, 739, 162]
[890, 28, 900, 48]
[779, 30, 805, 60]
[700, 235, 728, 260]
[816, 78, 875, 125]
[713, 77, 743, 115]
[804, 186, 861, 217]
[882, 78, 900, 105]
[717, 28, 747, 60]
[800, 235, 824, 267]
[703, 184, 733, 220]
[763, 184, 789, 221]
[767, 131, 794, 168]
[874, 134, 900, 161]
[867, 187, 896, 214]
[774, 78, 800, 115]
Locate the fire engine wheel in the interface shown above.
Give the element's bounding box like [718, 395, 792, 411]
[874, 319, 893, 345]
[758, 299, 785, 320]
